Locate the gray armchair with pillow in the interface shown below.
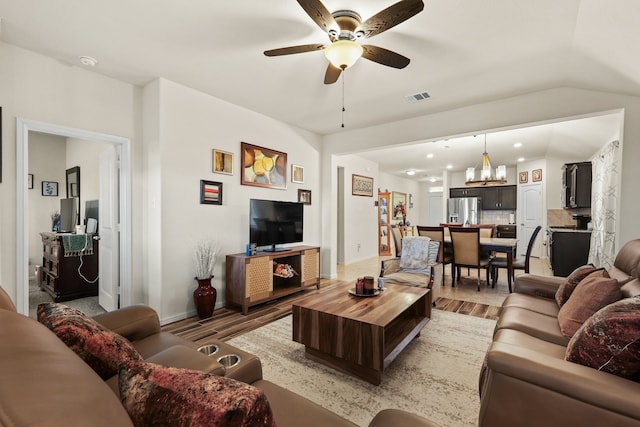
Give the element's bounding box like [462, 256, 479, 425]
[478, 239, 640, 427]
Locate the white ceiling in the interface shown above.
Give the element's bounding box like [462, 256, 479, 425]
[1, 0, 635, 178]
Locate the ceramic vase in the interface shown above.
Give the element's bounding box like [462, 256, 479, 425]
[193, 276, 216, 319]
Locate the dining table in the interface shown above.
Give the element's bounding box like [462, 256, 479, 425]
[444, 236, 519, 292]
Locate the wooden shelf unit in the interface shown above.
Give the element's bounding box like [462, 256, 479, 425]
[225, 245, 320, 315]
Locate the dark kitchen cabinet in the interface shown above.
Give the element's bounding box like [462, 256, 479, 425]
[482, 186, 517, 210]
[548, 229, 591, 277]
[450, 187, 481, 198]
[562, 162, 592, 208]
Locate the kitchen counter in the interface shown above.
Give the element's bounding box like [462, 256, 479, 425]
[548, 227, 592, 233]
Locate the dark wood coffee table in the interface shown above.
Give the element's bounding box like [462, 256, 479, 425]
[292, 282, 431, 385]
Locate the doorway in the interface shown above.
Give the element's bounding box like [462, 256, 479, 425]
[15, 119, 132, 316]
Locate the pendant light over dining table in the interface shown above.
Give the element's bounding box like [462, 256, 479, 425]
[465, 134, 507, 186]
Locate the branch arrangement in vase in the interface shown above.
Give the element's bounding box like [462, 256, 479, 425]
[193, 239, 218, 280]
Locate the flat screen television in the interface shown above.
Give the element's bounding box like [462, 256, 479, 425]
[60, 198, 78, 233]
[250, 199, 303, 252]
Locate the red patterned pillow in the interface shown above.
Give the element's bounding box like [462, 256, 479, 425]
[37, 302, 143, 379]
[555, 265, 603, 307]
[566, 297, 640, 379]
[119, 361, 277, 427]
[557, 275, 621, 338]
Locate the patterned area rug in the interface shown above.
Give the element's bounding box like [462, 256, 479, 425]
[228, 309, 496, 427]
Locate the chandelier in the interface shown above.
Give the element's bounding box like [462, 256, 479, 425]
[465, 135, 507, 186]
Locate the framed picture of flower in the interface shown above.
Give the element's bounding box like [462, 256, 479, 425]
[392, 192, 407, 220]
[200, 180, 222, 205]
[240, 142, 287, 189]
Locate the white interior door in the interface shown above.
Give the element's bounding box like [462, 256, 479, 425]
[428, 194, 443, 225]
[518, 183, 543, 258]
[98, 146, 119, 311]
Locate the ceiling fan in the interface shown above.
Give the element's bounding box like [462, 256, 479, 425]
[264, 0, 425, 84]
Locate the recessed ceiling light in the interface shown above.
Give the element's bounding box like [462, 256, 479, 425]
[514, 142, 522, 148]
[406, 169, 416, 176]
[446, 164, 453, 169]
[78, 55, 98, 67]
[426, 153, 434, 159]
[429, 177, 437, 183]
[518, 157, 525, 162]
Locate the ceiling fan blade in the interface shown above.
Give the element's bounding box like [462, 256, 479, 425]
[264, 44, 325, 56]
[297, 0, 339, 35]
[357, 0, 424, 39]
[362, 45, 410, 69]
[324, 64, 342, 84]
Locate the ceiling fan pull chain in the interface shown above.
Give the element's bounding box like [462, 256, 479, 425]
[341, 71, 346, 128]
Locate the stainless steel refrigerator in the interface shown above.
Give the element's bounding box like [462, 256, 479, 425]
[447, 198, 480, 225]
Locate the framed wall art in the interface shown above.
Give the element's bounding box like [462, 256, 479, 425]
[240, 142, 287, 189]
[28, 174, 34, 189]
[532, 169, 542, 182]
[392, 192, 407, 220]
[352, 174, 373, 197]
[291, 164, 304, 183]
[213, 149, 233, 175]
[42, 181, 58, 197]
[298, 189, 311, 205]
[200, 180, 223, 205]
[519, 171, 528, 184]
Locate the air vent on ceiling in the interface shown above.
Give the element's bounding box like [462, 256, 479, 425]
[405, 91, 431, 104]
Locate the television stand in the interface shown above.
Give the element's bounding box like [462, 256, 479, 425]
[225, 245, 320, 315]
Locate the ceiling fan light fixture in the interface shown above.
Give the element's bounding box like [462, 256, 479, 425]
[324, 40, 363, 69]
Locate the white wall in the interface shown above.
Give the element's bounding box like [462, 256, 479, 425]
[143, 78, 322, 322]
[27, 133, 66, 265]
[0, 41, 142, 305]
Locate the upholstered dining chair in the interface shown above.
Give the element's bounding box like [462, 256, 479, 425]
[389, 224, 404, 258]
[449, 227, 491, 291]
[416, 226, 451, 287]
[490, 225, 542, 287]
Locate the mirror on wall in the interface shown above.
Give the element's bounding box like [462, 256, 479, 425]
[65, 166, 80, 226]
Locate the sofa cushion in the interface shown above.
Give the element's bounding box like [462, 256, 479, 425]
[557, 276, 621, 338]
[400, 237, 438, 271]
[566, 296, 640, 379]
[555, 265, 602, 307]
[494, 306, 568, 346]
[37, 302, 143, 379]
[119, 361, 276, 427]
[501, 293, 560, 317]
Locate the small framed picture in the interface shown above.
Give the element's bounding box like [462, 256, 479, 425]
[532, 169, 542, 182]
[28, 174, 34, 189]
[519, 171, 528, 184]
[41, 181, 58, 196]
[352, 174, 374, 197]
[200, 180, 223, 205]
[298, 189, 311, 205]
[213, 149, 233, 175]
[291, 164, 304, 184]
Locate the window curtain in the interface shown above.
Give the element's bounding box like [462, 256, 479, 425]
[588, 140, 620, 269]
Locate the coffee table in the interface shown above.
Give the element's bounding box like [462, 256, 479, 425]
[292, 282, 431, 385]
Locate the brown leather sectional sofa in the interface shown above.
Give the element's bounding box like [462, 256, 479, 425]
[479, 239, 640, 427]
[0, 286, 436, 426]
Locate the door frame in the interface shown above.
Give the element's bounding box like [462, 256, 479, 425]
[15, 118, 132, 315]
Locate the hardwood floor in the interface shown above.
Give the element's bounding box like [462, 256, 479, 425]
[164, 256, 550, 344]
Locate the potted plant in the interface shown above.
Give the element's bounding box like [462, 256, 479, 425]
[193, 239, 218, 319]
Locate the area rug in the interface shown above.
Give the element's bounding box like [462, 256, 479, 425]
[227, 309, 496, 427]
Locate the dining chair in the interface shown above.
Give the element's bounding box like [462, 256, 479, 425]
[490, 225, 542, 287]
[416, 226, 452, 287]
[389, 224, 404, 258]
[449, 227, 491, 291]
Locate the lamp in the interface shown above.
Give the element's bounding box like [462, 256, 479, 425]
[465, 134, 507, 186]
[324, 40, 363, 69]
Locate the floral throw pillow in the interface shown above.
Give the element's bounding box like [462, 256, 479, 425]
[566, 296, 640, 379]
[37, 302, 143, 379]
[555, 264, 603, 307]
[119, 361, 277, 427]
